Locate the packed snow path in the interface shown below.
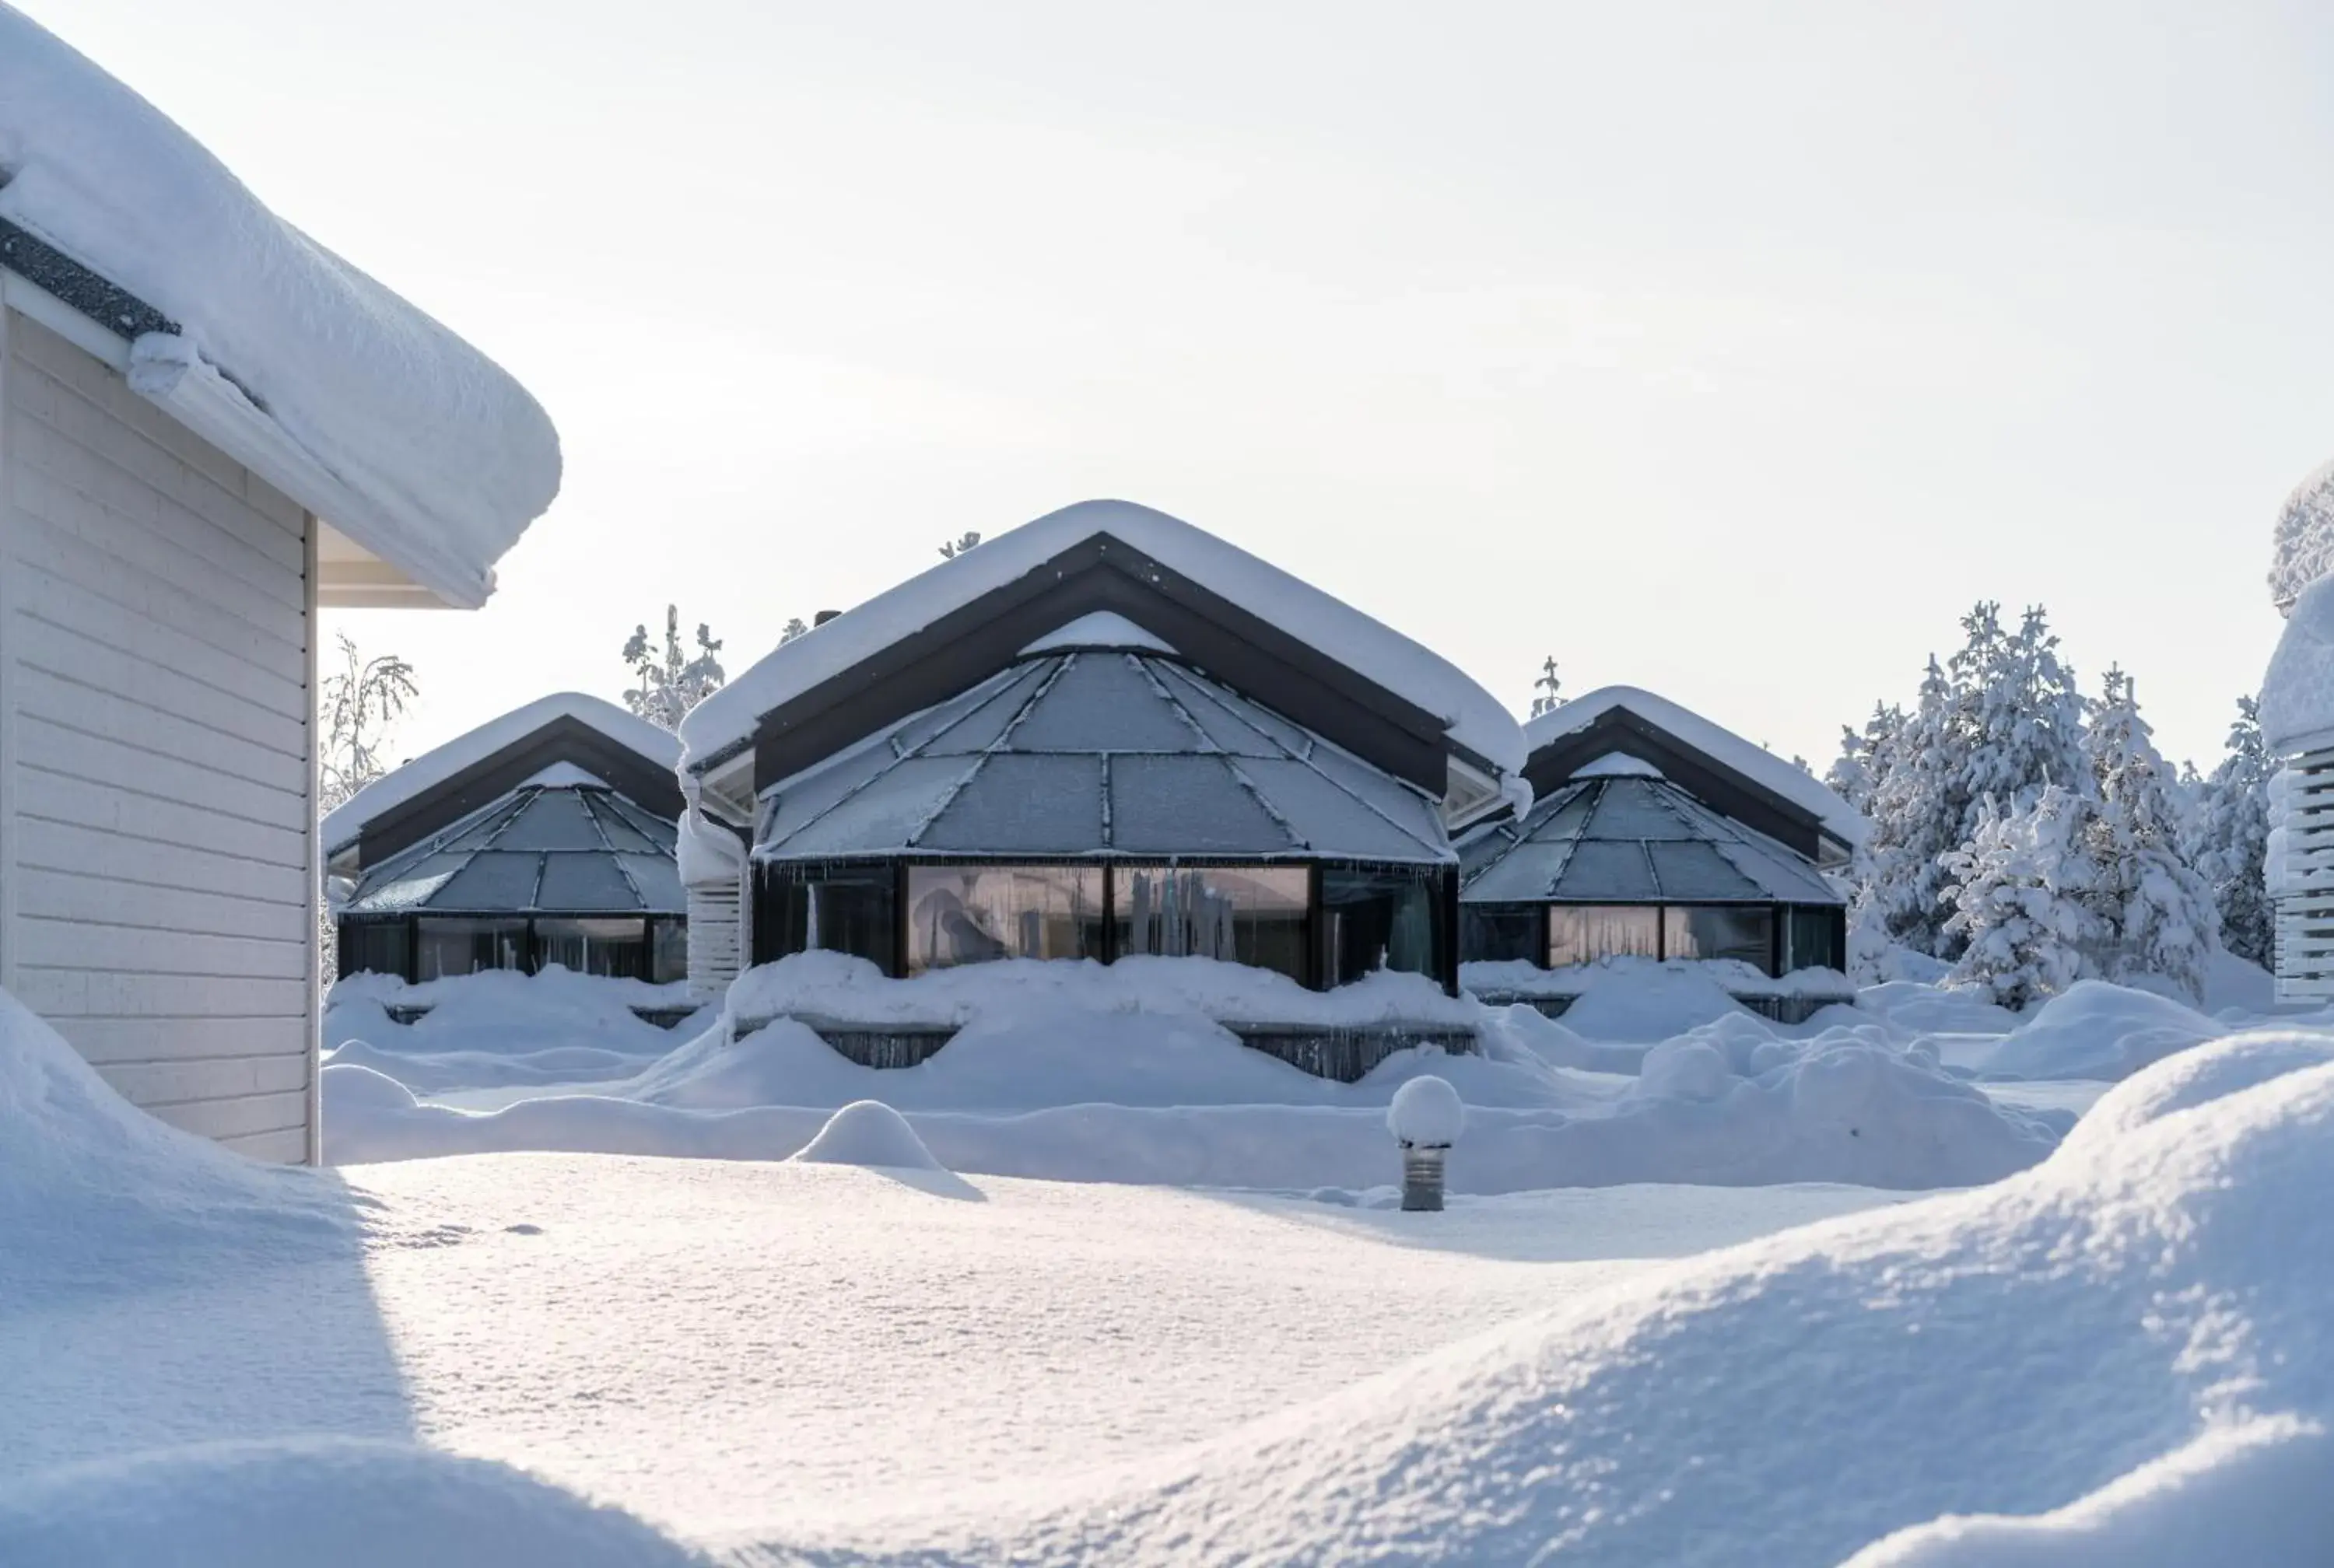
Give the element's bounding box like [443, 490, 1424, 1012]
[2, 1155, 1886, 1544]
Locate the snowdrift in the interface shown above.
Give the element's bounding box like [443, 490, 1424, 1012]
[0, 987, 351, 1304]
[323, 970, 700, 1097]
[792, 1101, 946, 1172]
[773, 1037, 2334, 1566]
[0, 1437, 703, 1568]
[1977, 982, 2220, 1083]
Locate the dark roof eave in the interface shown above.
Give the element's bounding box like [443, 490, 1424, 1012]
[0, 218, 178, 341]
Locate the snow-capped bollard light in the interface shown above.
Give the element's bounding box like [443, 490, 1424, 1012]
[1386, 1075, 1465, 1213]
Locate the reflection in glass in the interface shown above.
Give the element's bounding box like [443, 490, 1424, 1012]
[758, 864, 899, 974]
[650, 917, 691, 985]
[1460, 905, 1541, 964]
[1786, 905, 1845, 974]
[906, 865, 1106, 974]
[1663, 905, 1775, 971]
[536, 916, 650, 979]
[1320, 868, 1440, 985]
[1113, 864, 1309, 980]
[341, 919, 412, 979]
[1546, 905, 1660, 968]
[415, 917, 529, 979]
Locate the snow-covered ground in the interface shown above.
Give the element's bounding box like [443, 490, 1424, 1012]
[10, 968, 2334, 1563]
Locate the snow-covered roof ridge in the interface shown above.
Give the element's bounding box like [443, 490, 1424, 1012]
[1018, 611, 1178, 656]
[0, 10, 560, 607]
[1525, 685, 1866, 848]
[682, 499, 1527, 780]
[322, 693, 679, 855]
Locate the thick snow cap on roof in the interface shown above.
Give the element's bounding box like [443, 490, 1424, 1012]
[1526, 686, 1866, 849]
[2269, 459, 2334, 614]
[0, 9, 560, 607]
[322, 693, 678, 856]
[682, 499, 1526, 781]
[2261, 574, 2334, 757]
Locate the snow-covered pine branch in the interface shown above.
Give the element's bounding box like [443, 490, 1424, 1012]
[622, 606, 727, 732]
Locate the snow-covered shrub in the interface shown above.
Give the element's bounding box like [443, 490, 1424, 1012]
[620, 605, 726, 730]
[1943, 786, 2102, 1009]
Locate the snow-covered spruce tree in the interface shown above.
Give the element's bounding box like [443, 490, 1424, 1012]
[1856, 656, 1968, 957]
[1942, 786, 2103, 1009]
[1528, 656, 1564, 718]
[622, 606, 727, 731]
[1950, 603, 2089, 822]
[2182, 694, 2274, 968]
[778, 616, 810, 646]
[1825, 702, 1904, 815]
[2082, 667, 2219, 999]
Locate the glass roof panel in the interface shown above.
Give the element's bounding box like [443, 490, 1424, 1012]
[892, 663, 1050, 758]
[1234, 757, 1445, 863]
[1457, 838, 1576, 903]
[582, 792, 664, 853]
[916, 754, 1107, 853]
[1004, 654, 1200, 754]
[1645, 839, 1769, 900]
[772, 754, 979, 859]
[1547, 839, 1660, 901]
[536, 852, 647, 912]
[616, 853, 689, 914]
[1581, 778, 1697, 841]
[1143, 663, 1291, 758]
[429, 851, 546, 911]
[1107, 754, 1295, 854]
[491, 789, 603, 851]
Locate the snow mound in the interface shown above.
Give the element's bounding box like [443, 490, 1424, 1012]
[1979, 981, 2220, 1082]
[0, 12, 559, 607]
[792, 1101, 944, 1172]
[2060, 1030, 2334, 1154]
[2260, 572, 2334, 754]
[0, 1437, 701, 1568]
[0, 986, 349, 1301]
[2268, 457, 2334, 613]
[1386, 1075, 1465, 1146]
[320, 1062, 418, 1116]
[1551, 961, 1754, 1042]
[856, 1045, 2334, 1566]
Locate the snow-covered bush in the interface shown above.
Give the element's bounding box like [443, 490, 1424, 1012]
[620, 605, 726, 730]
[2186, 695, 2275, 966]
[1942, 786, 2101, 1009]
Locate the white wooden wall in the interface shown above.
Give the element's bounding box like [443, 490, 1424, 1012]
[0, 306, 317, 1162]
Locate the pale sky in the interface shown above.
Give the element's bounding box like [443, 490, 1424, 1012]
[26, 0, 2334, 772]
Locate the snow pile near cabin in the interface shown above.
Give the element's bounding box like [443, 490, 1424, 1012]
[324, 970, 698, 1098]
[773, 1038, 2334, 1566]
[792, 1101, 946, 1172]
[1974, 981, 2222, 1083]
[2268, 457, 2334, 612]
[678, 499, 1528, 783]
[0, 1437, 703, 1568]
[0, 986, 349, 1302]
[0, 8, 559, 603]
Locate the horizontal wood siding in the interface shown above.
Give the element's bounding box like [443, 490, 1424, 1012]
[0, 308, 315, 1159]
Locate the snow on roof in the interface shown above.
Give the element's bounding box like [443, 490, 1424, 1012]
[0, 11, 560, 607]
[1018, 611, 1179, 657]
[2261, 574, 2334, 756]
[1525, 686, 1866, 849]
[2269, 458, 2334, 614]
[681, 499, 1527, 780]
[1572, 751, 1664, 780]
[322, 693, 679, 855]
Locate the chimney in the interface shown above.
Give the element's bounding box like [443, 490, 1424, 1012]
[813, 609, 840, 626]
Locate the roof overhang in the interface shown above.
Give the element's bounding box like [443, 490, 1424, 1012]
[1523, 705, 1831, 863]
[0, 220, 492, 610]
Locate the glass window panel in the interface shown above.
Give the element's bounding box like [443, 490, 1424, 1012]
[1547, 905, 1661, 968]
[492, 790, 604, 850]
[1321, 868, 1442, 986]
[1112, 864, 1308, 980]
[1460, 905, 1541, 964]
[339, 920, 412, 980]
[535, 916, 650, 979]
[650, 918, 691, 985]
[906, 865, 1106, 975]
[1787, 905, 1845, 973]
[756, 863, 898, 974]
[414, 917, 529, 979]
[1663, 905, 1776, 973]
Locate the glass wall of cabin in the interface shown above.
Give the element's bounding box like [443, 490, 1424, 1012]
[338, 915, 689, 984]
[1460, 901, 1847, 978]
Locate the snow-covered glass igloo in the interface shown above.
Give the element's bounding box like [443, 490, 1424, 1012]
[2259, 457, 2334, 999]
[324, 695, 689, 984]
[1456, 688, 1858, 1020]
[675, 501, 1530, 1061]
